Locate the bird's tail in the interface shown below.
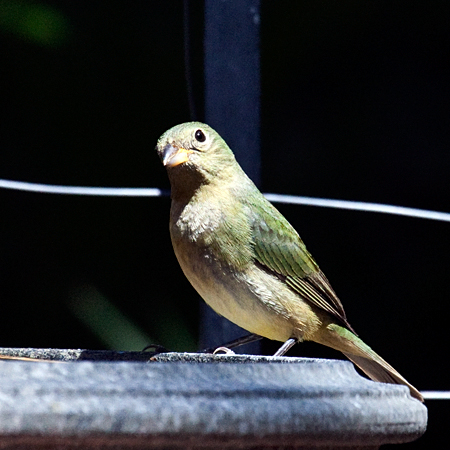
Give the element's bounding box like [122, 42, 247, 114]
[315, 323, 424, 402]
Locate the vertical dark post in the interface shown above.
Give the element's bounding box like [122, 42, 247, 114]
[200, 0, 261, 353]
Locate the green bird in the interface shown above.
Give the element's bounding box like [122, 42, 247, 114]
[156, 121, 423, 402]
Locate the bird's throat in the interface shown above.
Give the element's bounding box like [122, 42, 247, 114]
[167, 166, 207, 203]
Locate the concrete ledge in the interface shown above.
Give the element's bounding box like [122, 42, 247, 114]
[0, 349, 427, 449]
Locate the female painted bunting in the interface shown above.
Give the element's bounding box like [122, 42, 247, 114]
[156, 122, 423, 402]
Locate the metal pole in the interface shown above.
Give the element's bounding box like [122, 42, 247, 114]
[201, 0, 261, 353]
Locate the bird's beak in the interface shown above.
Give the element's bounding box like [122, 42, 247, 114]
[161, 144, 192, 167]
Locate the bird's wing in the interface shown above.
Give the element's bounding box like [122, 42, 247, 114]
[247, 198, 354, 331]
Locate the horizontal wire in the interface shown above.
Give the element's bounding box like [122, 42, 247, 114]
[264, 193, 450, 223]
[421, 391, 450, 400]
[1, 178, 450, 223]
[0, 179, 169, 197]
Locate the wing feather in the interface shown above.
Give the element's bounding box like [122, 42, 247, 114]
[246, 197, 354, 332]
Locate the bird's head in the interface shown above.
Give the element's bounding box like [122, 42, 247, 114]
[156, 122, 237, 184]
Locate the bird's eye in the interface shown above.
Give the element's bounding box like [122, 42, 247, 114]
[194, 129, 206, 143]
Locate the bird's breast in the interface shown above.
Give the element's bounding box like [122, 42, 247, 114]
[168, 198, 316, 342]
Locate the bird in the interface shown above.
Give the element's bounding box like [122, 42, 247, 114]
[156, 121, 423, 402]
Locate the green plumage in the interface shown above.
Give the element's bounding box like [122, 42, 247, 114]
[156, 121, 423, 402]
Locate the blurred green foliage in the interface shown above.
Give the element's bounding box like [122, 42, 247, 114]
[68, 283, 196, 352]
[0, 0, 69, 47]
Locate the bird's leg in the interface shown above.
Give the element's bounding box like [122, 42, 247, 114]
[201, 333, 263, 354]
[273, 338, 298, 356]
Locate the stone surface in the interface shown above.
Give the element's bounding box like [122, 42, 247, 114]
[0, 350, 427, 449]
[0, 347, 157, 361]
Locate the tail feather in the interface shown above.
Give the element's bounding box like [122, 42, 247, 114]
[343, 352, 423, 402]
[315, 324, 424, 402]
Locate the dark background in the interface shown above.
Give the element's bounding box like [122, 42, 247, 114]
[0, 1, 448, 447]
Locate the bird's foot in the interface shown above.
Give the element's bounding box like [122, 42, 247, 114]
[213, 346, 236, 356]
[142, 344, 170, 354]
[200, 333, 263, 353]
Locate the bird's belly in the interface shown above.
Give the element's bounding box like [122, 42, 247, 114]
[172, 239, 308, 342]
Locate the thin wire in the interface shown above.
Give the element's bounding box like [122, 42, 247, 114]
[0, 179, 169, 197]
[183, 0, 197, 121]
[421, 391, 450, 400]
[264, 193, 450, 223]
[1, 178, 450, 223]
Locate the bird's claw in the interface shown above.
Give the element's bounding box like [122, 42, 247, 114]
[213, 346, 236, 356]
